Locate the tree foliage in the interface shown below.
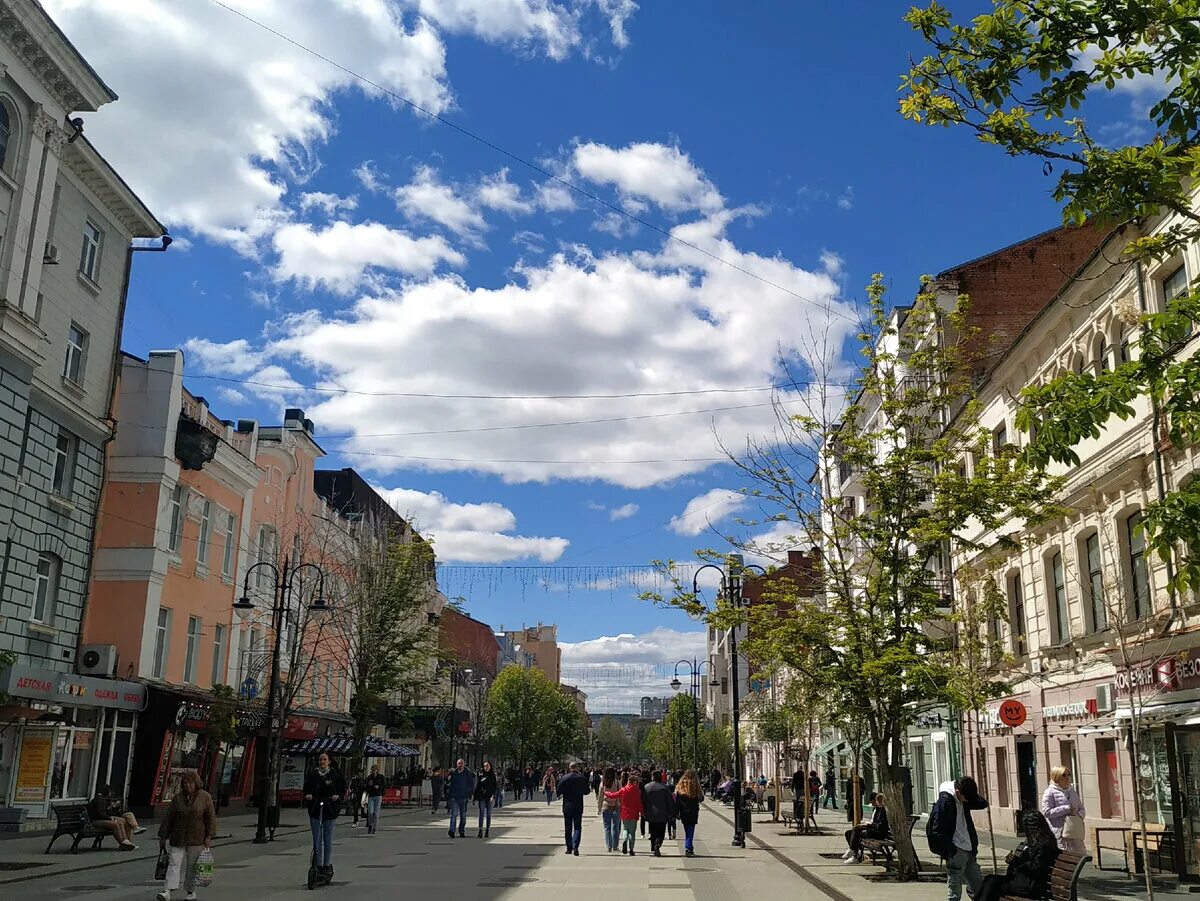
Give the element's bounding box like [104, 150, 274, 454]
[486, 666, 587, 766]
[902, 0, 1200, 597]
[593, 715, 633, 762]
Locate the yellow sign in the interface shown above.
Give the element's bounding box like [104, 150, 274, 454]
[15, 733, 52, 803]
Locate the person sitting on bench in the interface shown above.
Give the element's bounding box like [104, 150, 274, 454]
[842, 792, 889, 862]
[977, 810, 1059, 901]
[88, 785, 142, 849]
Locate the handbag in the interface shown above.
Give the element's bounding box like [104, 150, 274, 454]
[193, 848, 215, 888]
[1062, 814, 1086, 841]
[154, 847, 169, 881]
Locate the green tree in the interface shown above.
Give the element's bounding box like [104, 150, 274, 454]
[651, 278, 1060, 879]
[594, 716, 633, 762]
[487, 666, 585, 766]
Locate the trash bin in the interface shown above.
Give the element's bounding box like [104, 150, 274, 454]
[767, 795, 775, 813]
[739, 808, 753, 834]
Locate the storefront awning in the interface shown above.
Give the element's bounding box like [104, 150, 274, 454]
[813, 737, 846, 758]
[282, 732, 419, 757]
[1112, 700, 1200, 727]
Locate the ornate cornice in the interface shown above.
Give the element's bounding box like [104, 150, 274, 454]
[31, 104, 66, 156]
[0, 0, 115, 113]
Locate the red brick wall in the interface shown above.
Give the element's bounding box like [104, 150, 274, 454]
[439, 608, 501, 677]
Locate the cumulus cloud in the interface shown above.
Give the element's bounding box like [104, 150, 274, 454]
[375, 486, 568, 563]
[837, 186, 855, 210]
[183, 337, 268, 376]
[272, 221, 465, 293]
[572, 141, 723, 213]
[669, 488, 748, 536]
[299, 192, 359, 217]
[609, 503, 638, 521]
[477, 168, 536, 215]
[394, 165, 488, 238]
[561, 628, 706, 665]
[560, 627, 706, 710]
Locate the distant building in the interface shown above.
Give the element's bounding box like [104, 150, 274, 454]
[640, 697, 671, 720]
[495, 623, 560, 683]
[560, 683, 587, 715]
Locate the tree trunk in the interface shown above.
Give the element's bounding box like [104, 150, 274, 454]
[880, 773, 919, 880]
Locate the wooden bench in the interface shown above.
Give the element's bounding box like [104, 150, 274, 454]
[861, 815, 919, 867]
[45, 803, 115, 854]
[1000, 851, 1091, 901]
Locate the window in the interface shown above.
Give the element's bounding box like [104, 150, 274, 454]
[32, 552, 60, 624]
[184, 616, 201, 683]
[222, 513, 238, 579]
[63, 323, 88, 384]
[152, 608, 170, 678]
[167, 484, 185, 554]
[996, 746, 1010, 808]
[1094, 337, 1109, 374]
[79, 220, 102, 282]
[52, 430, 76, 497]
[0, 103, 10, 170]
[17, 407, 32, 475]
[1009, 571, 1026, 655]
[212, 624, 226, 686]
[1086, 533, 1107, 632]
[1050, 552, 1070, 644]
[992, 422, 1008, 456]
[1119, 326, 1132, 364]
[1128, 511, 1150, 620]
[1096, 738, 1121, 819]
[255, 526, 276, 586]
[1164, 264, 1189, 304]
[196, 499, 212, 567]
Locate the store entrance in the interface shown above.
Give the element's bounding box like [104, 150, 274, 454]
[1175, 729, 1200, 876]
[1016, 740, 1038, 813]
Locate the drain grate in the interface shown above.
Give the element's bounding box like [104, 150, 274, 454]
[679, 867, 717, 872]
[0, 862, 50, 871]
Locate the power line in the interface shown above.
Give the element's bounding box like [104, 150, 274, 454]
[202, 0, 864, 329]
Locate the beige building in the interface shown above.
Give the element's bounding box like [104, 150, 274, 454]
[498, 624, 560, 684]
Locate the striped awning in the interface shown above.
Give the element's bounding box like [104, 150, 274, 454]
[282, 732, 418, 757]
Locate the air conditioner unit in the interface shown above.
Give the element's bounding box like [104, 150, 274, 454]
[1095, 683, 1115, 713]
[43, 242, 60, 265]
[78, 644, 117, 677]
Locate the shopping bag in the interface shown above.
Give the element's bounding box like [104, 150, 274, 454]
[1062, 814, 1085, 841]
[154, 847, 169, 881]
[193, 848, 215, 887]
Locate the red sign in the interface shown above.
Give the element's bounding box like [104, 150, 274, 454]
[284, 716, 320, 740]
[998, 699, 1027, 728]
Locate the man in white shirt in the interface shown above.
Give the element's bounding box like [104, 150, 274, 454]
[929, 777, 988, 901]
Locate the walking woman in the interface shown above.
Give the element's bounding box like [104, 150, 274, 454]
[600, 766, 622, 852]
[1041, 765, 1086, 852]
[155, 770, 216, 901]
[674, 770, 703, 857]
[543, 767, 556, 805]
[303, 752, 346, 882]
[606, 772, 644, 855]
[476, 760, 498, 838]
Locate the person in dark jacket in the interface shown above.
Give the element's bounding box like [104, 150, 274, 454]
[928, 777, 990, 901]
[842, 793, 890, 862]
[446, 758, 476, 838]
[364, 765, 387, 834]
[429, 766, 445, 814]
[673, 769, 703, 857]
[523, 767, 536, 801]
[348, 773, 365, 826]
[643, 770, 677, 857]
[977, 811, 1059, 901]
[303, 753, 346, 879]
[156, 770, 216, 901]
[475, 760, 499, 838]
[557, 762, 591, 855]
[823, 768, 838, 809]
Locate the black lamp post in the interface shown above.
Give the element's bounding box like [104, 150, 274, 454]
[234, 557, 329, 845]
[670, 658, 710, 772]
[693, 555, 764, 848]
[444, 666, 472, 768]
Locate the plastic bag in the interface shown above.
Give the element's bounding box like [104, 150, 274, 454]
[193, 848, 214, 887]
[154, 847, 169, 881]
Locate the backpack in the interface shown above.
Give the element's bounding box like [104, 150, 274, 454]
[925, 797, 947, 857]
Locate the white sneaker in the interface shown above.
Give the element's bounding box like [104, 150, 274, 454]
[841, 850, 856, 861]
[156, 893, 170, 901]
[185, 894, 198, 900]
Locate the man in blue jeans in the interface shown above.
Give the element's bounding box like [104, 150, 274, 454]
[928, 776, 989, 901]
[556, 762, 591, 855]
[446, 758, 475, 838]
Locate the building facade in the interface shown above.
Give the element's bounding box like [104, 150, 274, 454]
[496, 624, 560, 684]
[0, 0, 164, 821]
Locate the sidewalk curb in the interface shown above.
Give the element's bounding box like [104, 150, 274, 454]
[0, 804, 429, 887]
[704, 802, 853, 901]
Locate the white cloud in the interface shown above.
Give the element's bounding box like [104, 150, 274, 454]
[272, 221, 465, 294]
[819, 250, 844, 276]
[375, 486, 568, 563]
[402, 0, 581, 59]
[572, 141, 723, 213]
[742, 520, 805, 570]
[561, 627, 705, 711]
[561, 628, 705, 665]
[588, 0, 637, 49]
[837, 186, 855, 210]
[183, 338, 268, 376]
[477, 168, 536, 215]
[354, 161, 387, 194]
[394, 165, 488, 237]
[609, 503, 638, 521]
[592, 211, 638, 237]
[43, 0, 452, 245]
[535, 180, 577, 212]
[669, 488, 748, 536]
[299, 192, 359, 217]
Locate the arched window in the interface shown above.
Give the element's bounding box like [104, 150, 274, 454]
[1094, 336, 1109, 374]
[0, 103, 10, 171]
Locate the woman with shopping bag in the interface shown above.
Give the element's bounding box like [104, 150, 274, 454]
[1041, 765, 1086, 853]
[156, 770, 217, 901]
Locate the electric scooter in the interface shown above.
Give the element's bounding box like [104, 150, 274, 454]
[307, 802, 334, 890]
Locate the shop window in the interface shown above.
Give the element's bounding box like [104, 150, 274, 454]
[1084, 533, 1107, 632]
[1059, 740, 1078, 789]
[996, 746, 1010, 808]
[1097, 738, 1121, 819]
[1049, 552, 1070, 644]
[1127, 511, 1150, 620]
[1008, 570, 1026, 655]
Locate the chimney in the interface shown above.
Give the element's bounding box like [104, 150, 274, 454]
[284, 408, 305, 430]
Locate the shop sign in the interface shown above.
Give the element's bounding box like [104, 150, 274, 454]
[174, 702, 267, 735]
[999, 700, 1028, 727]
[284, 716, 320, 740]
[14, 733, 52, 803]
[1115, 652, 1200, 697]
[1044, 700, 1097, 720]
[0, 665, 145, 711]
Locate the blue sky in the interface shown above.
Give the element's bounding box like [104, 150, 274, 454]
[48, 1, 1140, 710]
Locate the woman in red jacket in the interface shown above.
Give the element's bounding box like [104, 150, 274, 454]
[606, 773, 644, 856]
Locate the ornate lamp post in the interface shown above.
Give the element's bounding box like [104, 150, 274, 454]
[670, 658, 711, 772]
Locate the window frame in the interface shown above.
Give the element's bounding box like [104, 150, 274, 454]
[1127, 511, 1151, 621]
[79, 220, 103, 282]
[1009, 570, 1026, 655]
[1049, 552, 1070, 644]
[196, 498, 212, 567]
[992, 422, 1008, 456]
[212, 623, 226, 686]
[167, 484, 185, 555]
[0, 100, 12, 172]
[63, 322, 88, 385]
[152, 607, 171, 679]
[184, 615, 201, 683]
[51, 429, 77, 497]
[1085, 533, 1107, 632]
[222, 512, 238, 579]
[32, 552, 60, 625]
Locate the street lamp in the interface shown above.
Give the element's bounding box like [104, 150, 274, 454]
[670, 658, 710, 773]
[693, 555, 764, 849]
[444, 666, 472, 768]
[234, 558, 328, 845]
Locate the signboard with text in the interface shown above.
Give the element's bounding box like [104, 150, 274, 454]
[1116, 653, 1199, 697]
[0, 665, 145, 711]
[14, 732, 52, 804]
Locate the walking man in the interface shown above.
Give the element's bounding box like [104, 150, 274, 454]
[429, 766, 445, 814]
[557, 762, 591, 856]
[523, 767, 535, 801]
[928, 776, 989, 901]
[643, 770, 676, 857]
[591, 766, 604, 814]
[364, 765, 387, 834]
[446, 759, 475, 839]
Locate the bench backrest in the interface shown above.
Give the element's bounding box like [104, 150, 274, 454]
[1047, 851, 1091, 901]
[53, 804, 90, 830]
